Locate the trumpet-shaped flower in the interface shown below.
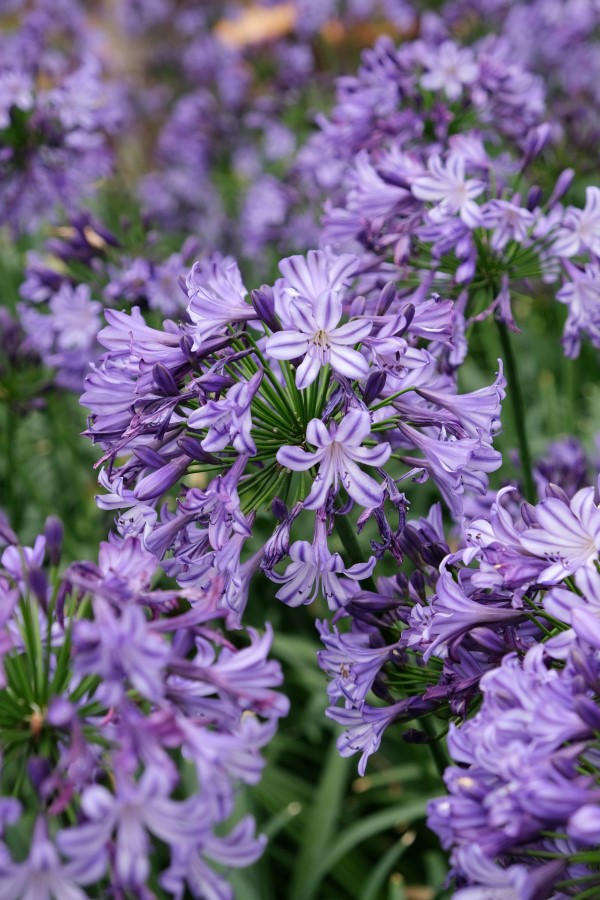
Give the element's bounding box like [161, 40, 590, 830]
[265, 294, 371, 390]
[277, 410, 391, 509]
[412, 154, 485, 228]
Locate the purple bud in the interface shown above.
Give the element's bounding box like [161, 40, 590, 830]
[47, 697, 75, 727]
[134, 446, 166, 469]
[410, 570, 426, 600]
[43, 516, 63, 566]
[401, 303, 415, 331]
[520, 501, 537, 527]
[176, 436, 221, 465]
[28, 568, 49, 612]
[0, 514, 18, 547]
[522, 122, 552, 167]
[197, 372, 235, 394]
[375, 282, 397, 316]
[153, 364, 179, 397]
[526, 185, 543, 211]
[179, 333, 196, 366]
[545, 483, 569, 502]
[547, 168, 575, 207]
[363, 370, 387, 406]
[574, 695, 600, 731]
[27, 757, 51, 792]
[251, 286, 280, 332]
[272, 498, 288, 521]
[134, 455, 190, 501]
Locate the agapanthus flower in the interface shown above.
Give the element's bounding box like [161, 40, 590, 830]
[277, 410, 391, 509]
[0, 518, 288, 896]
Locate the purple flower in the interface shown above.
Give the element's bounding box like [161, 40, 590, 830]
[554, 186, 600, 258]
[556, 262, 600, 358]
[186, 255, 256, 347]
[58, 767, 207, 888]
[73, 599, 171, 705]
[420, 41, 478, 101]
[187, 372, 262, 455]
[0, 817, 106, 899]
[268, 516, 375, 609]
[412, 154, 486, 228]
[265, 293, 371, 389]
[277, 409, 391, 509]
[519, 485, 600, 589]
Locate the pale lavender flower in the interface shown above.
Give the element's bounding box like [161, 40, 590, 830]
[187, 372, 262, 456]
[556, 262, 600, 358]
[519, 485, 600, 590]
[265, 288, 371, 388]
[274, 250, 360, 324]
[277, 409, 391, 509]
[269, 516, 375, 609]
[58, 767, 206, 889]
[420, 41, 479, 101]
[73, 599, 171, 705]
[554, 185, 600, 258]
[412, 154, 486, 228]
[0, 817, 106, 900]
[48, 283, 102, 351]
[186, 255, 256, 347]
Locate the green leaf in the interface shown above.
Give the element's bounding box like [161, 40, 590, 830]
[296, 797, 432, 900]
[289, 737, 353, 900]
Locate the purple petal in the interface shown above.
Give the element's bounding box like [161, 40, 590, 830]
[331, 318, 373, 344]
[265, 330, 310, 360]
[342, 459, 384, 508]
[314, 289, 343, 331]
[277, 444, 322, 471]
[335, 409, 372, 445]
[296, 350, 323, 389]
[306, 418, 331, 449]
[329, 345, 370, 380]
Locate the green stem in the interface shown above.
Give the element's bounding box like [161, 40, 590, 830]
[496, 320, 536, 504]
[421, 716, 450, 781]
[333, 515, 376, 592]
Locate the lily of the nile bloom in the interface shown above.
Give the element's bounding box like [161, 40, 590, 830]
[0, 816, 106, 900]
[269, 515, 375, 609]
[556, 261, 600, 358]
[519, 484, 600, 593]
[411, 153, 486, 228]
[187, 371, 263, 456]
[419, 41, 479, 101]
[277, 409, 391, 509]
[186, 254, 257, 347]
[57, 766, 207, 889]
[553, 186, 600, 258]
[411, 567, 522, 663]
[266, 250, 370, 388]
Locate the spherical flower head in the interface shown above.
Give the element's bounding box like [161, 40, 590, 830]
[277, 409, 391, 509]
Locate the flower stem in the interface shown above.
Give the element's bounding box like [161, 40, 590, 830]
[333, 514, 376, 592]
[496, 320, 536, 503]
[421, 716, 450, 780]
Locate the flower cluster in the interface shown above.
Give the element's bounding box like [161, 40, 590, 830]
[439, 0, 600, 155]
[296, 29, 600, 358]
[421, 479, 600, 896]
[0, 0, 126, 234]
[0, 515, 287, 897]
[17, 212, 196, 390]
[315, 465, 600, 894]
[82, 247, 505, 629]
